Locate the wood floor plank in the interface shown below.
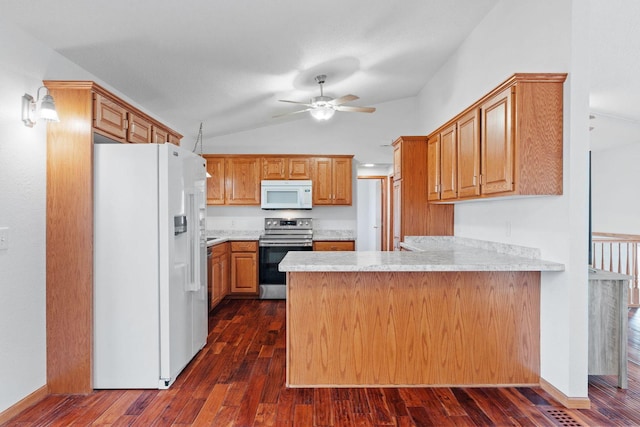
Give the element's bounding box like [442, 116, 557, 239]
[191, 383, 229, 424]
[253, 402, 278, 427]
[5, 300, 640, 427]
[313, 388, 335, 426]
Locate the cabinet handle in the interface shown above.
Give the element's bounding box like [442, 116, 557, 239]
[473, 176, 477, 186]
[131, 123, 136, 136]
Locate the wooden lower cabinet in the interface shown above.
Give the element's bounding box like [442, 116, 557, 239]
[209, 242, 229, 309]
[230, 241, 258, 295]
[287, 270, 541, 387]
[313, 241, 355, 251]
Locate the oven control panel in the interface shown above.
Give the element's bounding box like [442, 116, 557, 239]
[264, 218, 313, 231]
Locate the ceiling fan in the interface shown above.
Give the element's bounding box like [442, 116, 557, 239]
[274, 74, 376, 121]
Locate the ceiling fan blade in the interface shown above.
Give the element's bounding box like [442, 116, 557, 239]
[329, 94, 359, 106]
[334, 105, 376, 113]
[272, 108, 313, 118]
[278, 99, 313, 107]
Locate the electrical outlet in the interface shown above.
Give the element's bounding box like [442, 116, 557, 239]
[505, 221, 512, 237]
[0, 227, 8, 250]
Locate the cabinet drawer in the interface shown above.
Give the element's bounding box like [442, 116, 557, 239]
[231, 241, 257, 252]
[313, 241, 355, 251]
[211, 242, 229, 257]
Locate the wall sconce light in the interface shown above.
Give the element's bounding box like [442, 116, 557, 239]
[22, 86, 60, 127]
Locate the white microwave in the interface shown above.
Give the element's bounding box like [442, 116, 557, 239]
[261, 180, 312, 210]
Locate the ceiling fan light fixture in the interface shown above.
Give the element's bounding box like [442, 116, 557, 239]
[310, 107, 335, 121]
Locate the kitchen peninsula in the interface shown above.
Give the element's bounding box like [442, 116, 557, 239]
[280, 237, 564, 387]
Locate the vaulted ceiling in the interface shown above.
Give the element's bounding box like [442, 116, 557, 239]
[3, 1, 639, 150]
[2, 0, 498, 140]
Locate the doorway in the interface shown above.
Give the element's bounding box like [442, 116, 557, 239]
[356, 176, 390, 251]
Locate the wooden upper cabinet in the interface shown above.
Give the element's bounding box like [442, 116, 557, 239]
[332, 157, 352, 205]
[439, 124, 457, 200]
[427, 73, 566, 203]
[92, 88, 182, 145]
[168, 133, 181, 146]
[152, 126, 169, 144]
[225, 157, 261, 205]
[393, 144, 402, 180]
[205, 156, 225, 205]
[457, 109, 481, 198]
[263, 157, 286, 179]
[93, 93, 128, 140]
[311, 157, 352, 205]
[481, 87, 513, 195]
[312, 158, 332, 205]
[262, 157, 311, 180]
[127, 113, 152, 143]
[427, 135, 441, 201]
[288, 158, 311, 179]
[391, 136, 454, 248]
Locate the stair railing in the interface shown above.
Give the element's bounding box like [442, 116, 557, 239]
[592, 232, 640, 307]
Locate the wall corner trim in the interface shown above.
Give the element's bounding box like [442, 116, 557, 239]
[540, 377, 591, 409]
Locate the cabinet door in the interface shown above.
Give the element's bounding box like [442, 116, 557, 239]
[427, 135, 441, 201]
[312, 158, 333, 205]
[205, 157, 225, 205]
[393, 144, 402, 180]
[440, 124, 457, 200]
[481, 87, 514, 194]
[168, 133, 181, 146]
[93, 93, 127, 140]
[231, 252, 257, 293]
[332, 157, 352, 205]
[152, 126, 169, 144]
[221, 251, 230, 296]
[225, 157, 260, 205]
[211, 253, 223, 308]
[457, 109, 481, 198]
[262, 157, 287, 179]
[127, 113, 152, 143]
[288, 158, 311, 179]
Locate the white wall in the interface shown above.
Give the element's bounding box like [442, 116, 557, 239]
[203, 96, 419, 232]
[592, 144, 640, 234]
[417, 0, 591, 398]
[0, 18, 180, 414]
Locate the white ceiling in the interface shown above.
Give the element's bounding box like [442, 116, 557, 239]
[3, 0, 499, 141]
[589, 0, 640, 151]
[3, 0, 639, 150]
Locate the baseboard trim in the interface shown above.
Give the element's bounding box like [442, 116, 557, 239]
[540, 377, 591, 409]
[0, 385, 48, 424]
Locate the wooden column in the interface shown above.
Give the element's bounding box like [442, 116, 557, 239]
[45, 82, 95, 393]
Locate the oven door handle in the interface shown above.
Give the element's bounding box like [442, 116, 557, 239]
[259, 242, 313, 247]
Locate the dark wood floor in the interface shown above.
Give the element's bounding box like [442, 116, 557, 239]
[4, 299, 640, 426]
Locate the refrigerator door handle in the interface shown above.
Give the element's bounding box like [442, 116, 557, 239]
[185, 192, 200, 292]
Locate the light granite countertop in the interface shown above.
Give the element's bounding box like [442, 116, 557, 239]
[206, 230, 261, 246]
[279, 236, 565, 272]
[206, 229, 356, 246]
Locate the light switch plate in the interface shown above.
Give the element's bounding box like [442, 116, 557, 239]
[0, 227, 9, 250]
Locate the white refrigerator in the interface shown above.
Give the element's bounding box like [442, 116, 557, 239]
[93, 142, 208, 389]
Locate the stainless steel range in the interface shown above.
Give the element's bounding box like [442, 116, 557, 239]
[258, 218, 313, 299]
